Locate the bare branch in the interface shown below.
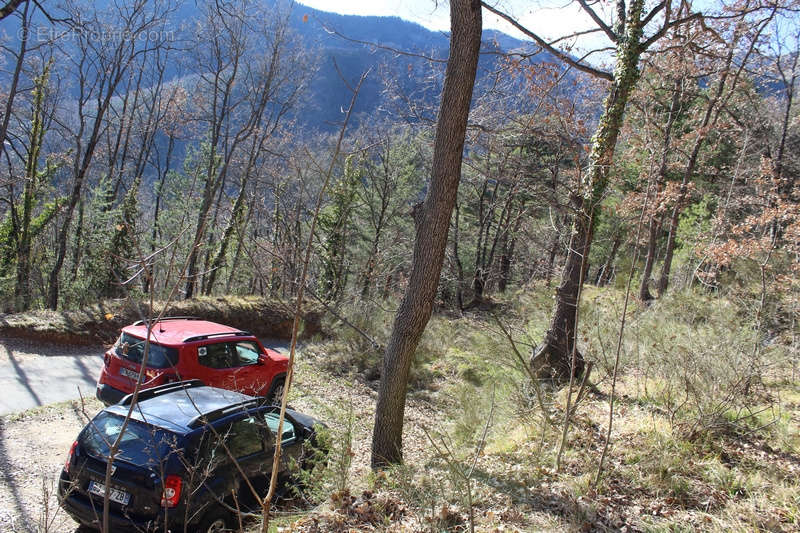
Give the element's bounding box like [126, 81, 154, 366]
[641, 11, 711, 50]
[641, 0, 666, 27]
[481, 1, 613, 80]
[321, 21, 447, 63]
[548, 27, 610, 47]
[0, 0, 25, 21]
[577, 0, 618, 42]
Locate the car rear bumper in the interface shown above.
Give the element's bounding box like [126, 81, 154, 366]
[96, 383, 128, 405]
[58, 474, 160, 532]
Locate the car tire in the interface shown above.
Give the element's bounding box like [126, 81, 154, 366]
[197, 507, 234, 533]
[267, 378, 285, 405]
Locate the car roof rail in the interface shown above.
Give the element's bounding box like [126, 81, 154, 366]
[132, 316, 202, 327]
[182, 331, 253, 343]
[187, 398, 263, 429]
[118, 379, 205, 406]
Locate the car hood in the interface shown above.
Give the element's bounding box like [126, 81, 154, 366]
[285, 407, 325, 430]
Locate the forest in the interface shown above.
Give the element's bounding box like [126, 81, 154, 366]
[1, 0, 799, 531]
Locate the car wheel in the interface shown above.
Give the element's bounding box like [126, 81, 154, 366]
[267, 378, 285, 405]
[198, 508, 234, 533]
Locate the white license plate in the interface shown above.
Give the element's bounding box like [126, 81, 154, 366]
[88, 481, 130, 506]
[119, 367, 140, 380]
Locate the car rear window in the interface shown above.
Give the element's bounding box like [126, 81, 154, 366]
[80, 412, 179, 467]
[116, 333, 179, 369]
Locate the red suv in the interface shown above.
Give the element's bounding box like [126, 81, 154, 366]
[96, 317, 288, 406]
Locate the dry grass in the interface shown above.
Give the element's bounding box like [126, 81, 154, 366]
[284, 286, 800, 532]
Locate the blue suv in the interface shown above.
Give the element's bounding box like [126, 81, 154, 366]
[58, 380, 325, 532]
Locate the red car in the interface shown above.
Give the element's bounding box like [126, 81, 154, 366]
[96, 317, 288, 406]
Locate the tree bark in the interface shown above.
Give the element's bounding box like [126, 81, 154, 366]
[532, 0, 645, 382]
[371, 0, 481, 468]
[0, 0, 26, 21]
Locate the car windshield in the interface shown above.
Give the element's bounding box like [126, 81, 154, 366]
[115, 333, 179, 369]
[265, 412, 295, 444]
[80, 412, 179, 467]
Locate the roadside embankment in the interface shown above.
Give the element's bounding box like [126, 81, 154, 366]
[0, 296, 323, 345]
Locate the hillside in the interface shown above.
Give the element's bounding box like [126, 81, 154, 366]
[1, 286, 798, 532]
[0, 0, 535, 131]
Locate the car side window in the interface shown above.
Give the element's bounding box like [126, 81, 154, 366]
[197, 341, 261, 369]
[227, 416, 264, 458]
[197, 343, 233, 369]
[234, 341, 261, 366]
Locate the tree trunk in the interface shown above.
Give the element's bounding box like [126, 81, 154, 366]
[498, 199, 523, 293]
[204, 176, 248, 295]
[0, 0, 28, 152]
[596, 233, 622, 286]
[656, 19, 762, 294]
[371, 0, 481, 468]
[775, 53, 797, 200]
[639, 214, 662, 301]
[545, 234, 559, 286]
[451, 201, 465, 311]
[47, 85, 118, 309]
[226, 195, 254, 293]
[14, 60, 48, 311]
[361, 232, 381, 298]
[639, 79, 682, 301]
[531, 0, 645, 382]
[151, 134, 175, 251]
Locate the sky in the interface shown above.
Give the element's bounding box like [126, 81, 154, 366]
[295, 0, 615, 55]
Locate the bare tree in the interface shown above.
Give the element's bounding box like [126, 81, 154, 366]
[202, 7, 309, 296]
[371, 0, 482, 468]
[45, 0, 174, 309]
[657, 4, 776, 294]
[183, 0, 307, 299]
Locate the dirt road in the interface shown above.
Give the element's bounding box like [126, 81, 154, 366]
[0, 338, 382, 533]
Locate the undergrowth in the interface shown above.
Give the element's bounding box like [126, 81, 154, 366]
[292, 283, 799, 531]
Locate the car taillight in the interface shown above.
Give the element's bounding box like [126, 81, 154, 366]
[65, 440, 78, 473]
[161, 475, 182, 508]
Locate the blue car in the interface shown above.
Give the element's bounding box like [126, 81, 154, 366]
[58, 380, 325, 532]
